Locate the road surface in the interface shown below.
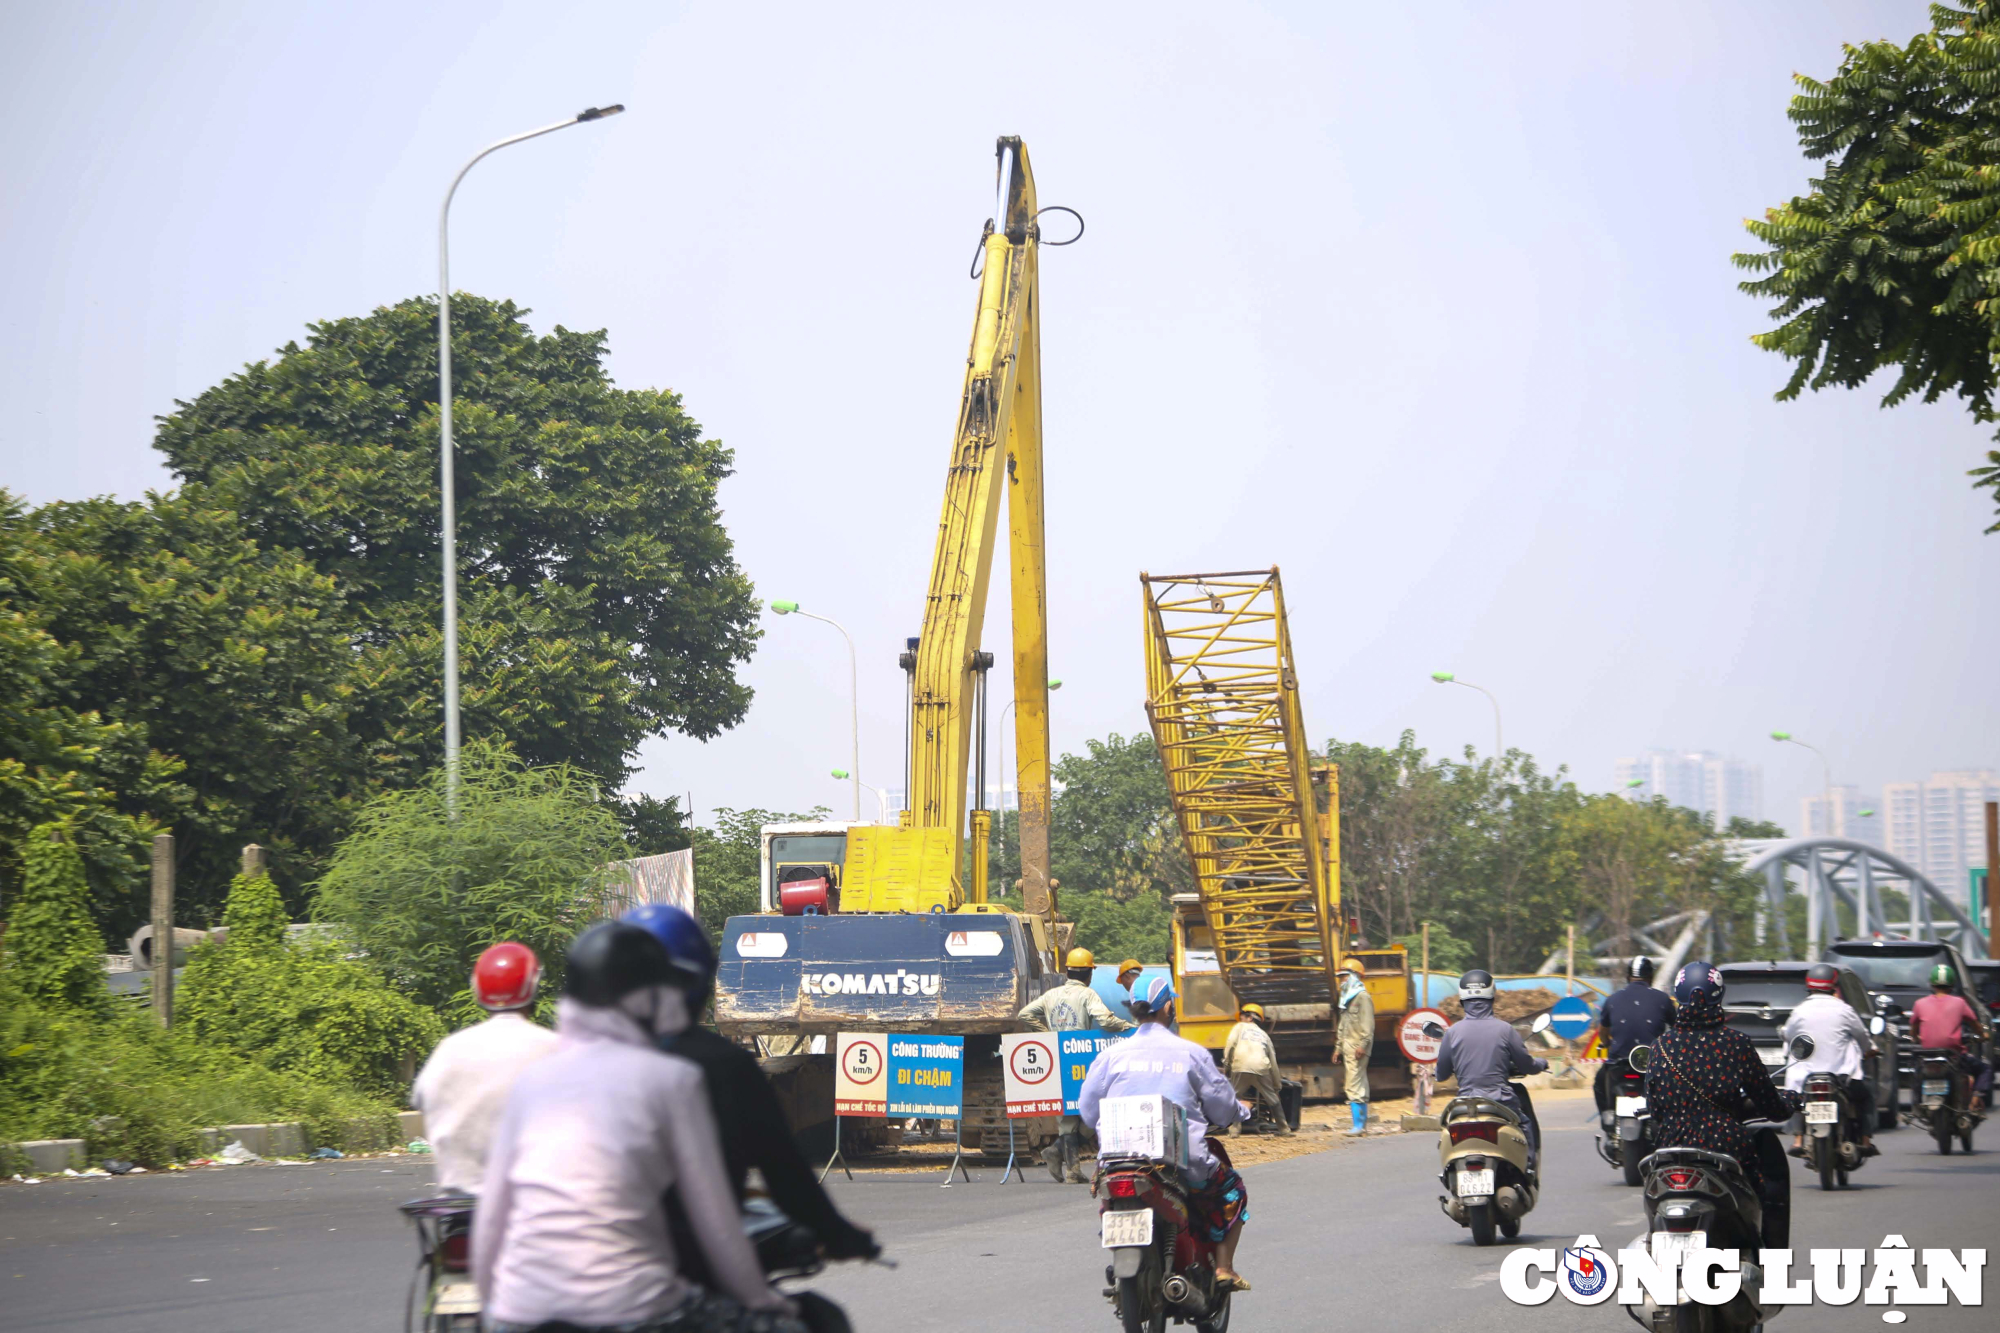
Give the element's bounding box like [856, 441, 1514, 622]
[5, 1092, 1990, 1332]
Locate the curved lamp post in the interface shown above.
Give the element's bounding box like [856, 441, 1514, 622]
[1430, 671, 1502, 764]
[439, 104, 625, 807]
[1771, 730, 1835, 837]
[772, 600, 859, 820]
[832, 771, 894, 824]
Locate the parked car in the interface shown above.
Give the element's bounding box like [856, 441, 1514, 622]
[1824, 939, 1993, 1110]
[1715, 960, 1898, 1130]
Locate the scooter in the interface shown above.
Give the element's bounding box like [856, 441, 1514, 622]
[1799, 1069, 1868, 1190]
[1595, 1056, 1654, 1187]
[1096, 1151, 1233, 1333]
[1624, 1039, 1799, 1333]
[1432, 1012, 1541, 1246]
[1911, 1048, 1984, 1154]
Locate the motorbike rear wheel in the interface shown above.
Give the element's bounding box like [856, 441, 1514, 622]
[1935, 1118, 1954, 1154]
[1116, 1276, 1164, 1333]
[1816, 1139, 1836, 1191]
[1622, 1152, 1643, 1187]
[1959, 1128, 1974, 1153]
[1195, 1286, 1232, 1333]
[1467, 1201, 1496, 1246]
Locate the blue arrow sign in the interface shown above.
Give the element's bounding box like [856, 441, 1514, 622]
[1547, 995, 1594, 1040]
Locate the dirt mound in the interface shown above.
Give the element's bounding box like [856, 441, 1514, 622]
[1438, 986, 1559, 1022]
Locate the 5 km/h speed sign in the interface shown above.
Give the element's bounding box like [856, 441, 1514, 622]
[1397, 1007, 1450, 1063]
[1000, 1032, 1062, 1116]
[834, 1032, 888, 1116]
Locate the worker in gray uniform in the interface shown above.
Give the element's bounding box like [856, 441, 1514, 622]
[1018, 947, 1133, 1182]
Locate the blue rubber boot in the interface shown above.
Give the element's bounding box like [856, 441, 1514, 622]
[1350, 1101, 1367, 1134]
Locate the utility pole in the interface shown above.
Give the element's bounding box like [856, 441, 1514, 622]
[149, 834, 174, 1027]
[1986, 801, 1998, 960]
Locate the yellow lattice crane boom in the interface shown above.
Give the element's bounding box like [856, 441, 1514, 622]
[1141, 568, 1340, 1008]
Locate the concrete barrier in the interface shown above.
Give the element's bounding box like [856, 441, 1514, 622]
[11, 1139, 87, 1174]
[399, 1110, 426, 1142]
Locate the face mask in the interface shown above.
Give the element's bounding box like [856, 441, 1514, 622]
[618, 984, 691, 1039]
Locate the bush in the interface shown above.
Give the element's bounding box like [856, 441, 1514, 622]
[5, 823, 110, 1014]
[179, 870, 442, 1098]
[314, 743, 629, 1015]
[0, 969, 396, 1166]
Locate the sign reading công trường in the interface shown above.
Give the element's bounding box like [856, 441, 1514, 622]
[886, 1035, 964, 1118]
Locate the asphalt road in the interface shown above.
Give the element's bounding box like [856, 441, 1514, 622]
[4, 1093, 1991, 1333]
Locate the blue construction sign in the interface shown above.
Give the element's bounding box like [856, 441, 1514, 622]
[885, 1034, 964, 1118]
[1057, 1031, 1121, 1115]
[1547, 995, 1595, 1040]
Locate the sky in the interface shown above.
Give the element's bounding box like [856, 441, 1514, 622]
[3, 0, 1994, 838]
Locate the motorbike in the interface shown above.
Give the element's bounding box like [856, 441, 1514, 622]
[1096, 1151, 1233, 1333]
[1431, 1011, 1541, 1246]
[1798, 1067, 1867, 1190]
[396, 1194, 869, 1333]
[1595, 1056, 1654, 1187]
[1911, 1048, 1984, 1155]
[396, 1195, 478, 1333]
[1623, 1041, 1797, 1333]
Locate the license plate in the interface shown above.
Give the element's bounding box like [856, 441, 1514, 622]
[1614, 1096, 1646, 1116]
[432, 1282, 480, 1316]
[1804, 1101, 1838, 1124]
[1457, 1168, 1496, 1199]
[1757, 1046, 1785, 1066]
[1651, 1230, 1707, 1260]
[1101, 1209, 1155, 1248]
[1923, 1081, 1949, 1099]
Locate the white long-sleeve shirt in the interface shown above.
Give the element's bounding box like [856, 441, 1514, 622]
[1781, 992, 1871, 1093]
[472, 1000, 783, 1325]
[1077, 1021, 1245, 1182]
[411, 1011, 560, 1192]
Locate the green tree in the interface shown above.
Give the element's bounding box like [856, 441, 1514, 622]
[1736, 1, 2000, 528]
[1049, 732, 1194, 902]
[155, 294, 760, 779]
[312, 743, 629, 1014]
[3, 823, 110, 1013]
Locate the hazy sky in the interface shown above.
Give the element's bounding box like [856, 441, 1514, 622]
[4, 1, 1993, 836]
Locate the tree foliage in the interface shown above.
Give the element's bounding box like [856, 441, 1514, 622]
[3, 823, 111, 1013]
[1735, 1, 2000, 528]
[312, 743, 629, 1016]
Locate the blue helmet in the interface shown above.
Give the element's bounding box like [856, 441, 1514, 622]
[1672, 960, 1725, 1007]
[621, 904, 716, 989]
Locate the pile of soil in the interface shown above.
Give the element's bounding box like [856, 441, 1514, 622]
[1437, 986, 1559, 1022]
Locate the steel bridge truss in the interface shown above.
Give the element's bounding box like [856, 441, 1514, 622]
[1733, 837, 1990, 960]
[1141, 569, 1337, 1008]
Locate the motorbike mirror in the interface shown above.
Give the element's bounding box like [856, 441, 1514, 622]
[1421, 1022, 1445, 1040]
[1868, 1016, 1886, 1035]
[1531, 1012, 1552, 1034]
[1628, 1045, 1650, 1072]
[1789, 1034, 1815, 1061]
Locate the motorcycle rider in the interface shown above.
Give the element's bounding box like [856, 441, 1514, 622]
[1432, 969, 1547, 1172]
[474, 921, 806, 1333]
[1337, 958, 1375, 1134]
[1592, 955, 1673, 1125]
[1783, 962, 1879, 1157]
[411, 942, 559, 1193]
[1222, 1003, 1290, 1134]
[1644, 961, 1795, 1244]
[619, 905, 877, 1280]
[1019, 946, 1133, 1182]
[1078, 977, 1253, 1291]
[1910, 963, 1992, 1111]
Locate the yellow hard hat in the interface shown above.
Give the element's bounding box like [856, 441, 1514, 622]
[1066, 947, 1096, 969]
[1240, 1002, 1266, 1021]
[1343, 958, 1366, 976]
[1117, 958, 1143, 977]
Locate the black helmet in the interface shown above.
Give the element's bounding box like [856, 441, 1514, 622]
[565, 921, 676, 1007]
[1628, 956, 1656, 984]
[1458, 969, 1497, 1001]
[1805, 962, 1839, 994]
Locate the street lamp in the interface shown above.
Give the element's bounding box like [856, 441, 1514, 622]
[1771, 731, 1835, 837]
[833, 771, 894, 824]
[772, 600, 859, 820]
[1430, 671, 1502, 764]
[438, 103, 625, 807]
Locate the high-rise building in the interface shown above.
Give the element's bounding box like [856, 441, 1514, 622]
[1882, 770, 1998, 906]
[1615, 750, 1763, 832]
[1798, 785, 1883, 847]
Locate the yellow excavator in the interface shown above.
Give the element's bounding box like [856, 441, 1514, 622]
[713, 138, 1069, 1154]
[1141, 568, 1411, 1101]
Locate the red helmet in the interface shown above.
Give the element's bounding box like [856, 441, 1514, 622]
[473, 942, 541, 1011]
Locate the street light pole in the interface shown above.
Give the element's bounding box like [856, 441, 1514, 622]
[439, 104, 624, 809]
[832, 772, 894, 824]
[773, 601, 860, 821]
[1771, 731, 1835, 836]
[1430, 672, 1502, 764]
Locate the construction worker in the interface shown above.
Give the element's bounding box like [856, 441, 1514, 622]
[1019, 947, 1133, 1182]
[1116, 958, 1144, 995]
[1337, 958, 1374, 1134]
[1223, 1004, 1290, 1134]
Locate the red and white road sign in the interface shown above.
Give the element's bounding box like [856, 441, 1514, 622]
[1397, 1007, 1450, 1064]
[1000, 1032, 1062, 1117]
[834, 1032, 888, 1116]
